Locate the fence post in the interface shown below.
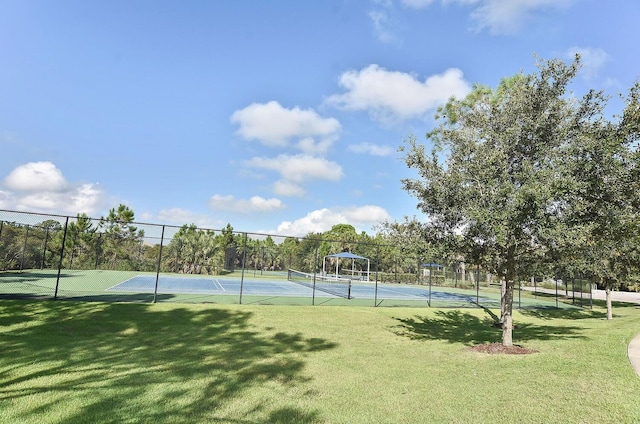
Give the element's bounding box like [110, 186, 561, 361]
[312, 244, 318, 306]
[476, 265, 480, 305]
[153, 225, 165, 304]
[94, 233, 101, 270]
[428, 260, 432, 307]
[555, 276, 559, 308]
[41, 228, 49, 269]
[239, 233, 247, 304]
[517, 278, 521, 309]
[374, 244, 380, 307]
[54, 217, 69, 300]
[20, 225, 29, 271]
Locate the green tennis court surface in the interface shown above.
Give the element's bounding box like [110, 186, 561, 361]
[0, 269, 573, 308]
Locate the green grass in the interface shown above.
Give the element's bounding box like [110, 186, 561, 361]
[1, 300, 639, 423]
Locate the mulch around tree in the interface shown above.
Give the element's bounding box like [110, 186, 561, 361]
[467, 343, 538, 355]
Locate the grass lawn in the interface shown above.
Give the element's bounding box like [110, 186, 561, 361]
[1, 299, 639, 423]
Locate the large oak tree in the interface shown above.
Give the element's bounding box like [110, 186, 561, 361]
[400, 57, 600, 346]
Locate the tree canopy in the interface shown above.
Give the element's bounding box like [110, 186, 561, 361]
[400, 56, 640, 345]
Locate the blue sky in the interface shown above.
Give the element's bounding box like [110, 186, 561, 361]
[1, 0, 638, 236]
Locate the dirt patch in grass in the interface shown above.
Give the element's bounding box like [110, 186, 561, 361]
[467, 343, 538, 355]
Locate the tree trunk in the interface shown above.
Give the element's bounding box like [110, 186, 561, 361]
[499, 278, 507, 324]
[606, 288, 613, 320]
[501, 278, 515, 346]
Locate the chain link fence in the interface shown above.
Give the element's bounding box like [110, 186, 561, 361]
[0, 209, 590, 308]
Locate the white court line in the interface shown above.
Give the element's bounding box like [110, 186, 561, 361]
[212, 278, 225, 291]
[374, 286, 427, 299]
[106, 274, 145, 291]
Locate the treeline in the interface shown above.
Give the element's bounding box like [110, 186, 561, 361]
[0, 207, 435, 284]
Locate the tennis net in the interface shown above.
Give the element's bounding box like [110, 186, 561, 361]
[287, 269, 353, 299]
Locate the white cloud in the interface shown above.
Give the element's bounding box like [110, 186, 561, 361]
[245, 154, 344, 185]
[564, 46, 610, 81]
[348, 142, 395, 156]
[368, 9, 398, 44]
[231, 101, 341, 155]
[326, 65, 471, 124]
[0, 190, 15, 209]
[273, 180, 306, 197]
[209, 194, 285, 213]
[401, 0, 574, 35]
[276, 205, 392, 237]
[68, 183, 103, 214]
[4, 161, 67, 192]
[1, 162, 105, 215]
[470, 0, 573, 34]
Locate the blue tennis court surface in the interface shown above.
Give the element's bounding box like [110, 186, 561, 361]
[107, 274, 488, 303]
[108, 275, 223, 293]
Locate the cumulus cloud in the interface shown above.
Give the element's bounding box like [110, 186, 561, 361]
[348, 142, 395, 156]
[245, 154, 344, 192]
[565, 46, 610, 81]
[4, 161, 67, 192]
[1, 162, 104, 214]
[276, 205, 392, 237]
[209, 194, 285, 213]
[273, 180, 306, 197]
[0, 190, 15, 209]
[230, 101, 341, 155]
[326, 65, 471, 124]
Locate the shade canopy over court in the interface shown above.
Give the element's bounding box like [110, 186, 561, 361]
[323, 251, 370, 281]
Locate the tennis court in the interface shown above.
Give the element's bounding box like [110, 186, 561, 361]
[1, 268, 575, 308]
[107, 273, 477, 300]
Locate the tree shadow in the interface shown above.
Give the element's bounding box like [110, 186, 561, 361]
[394, 309, 587, 346]
[520, 306, 607, 320]
[0, 300, 337, 423]
[520, 299, 639, 321]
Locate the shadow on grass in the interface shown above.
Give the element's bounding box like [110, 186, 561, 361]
[519, 306, 606, 320]
[0, 300, 336, 423]
[394, 309, 587, 346]
[521, 299, 638, 321]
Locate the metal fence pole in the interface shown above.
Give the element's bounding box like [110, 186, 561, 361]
[54, 217, 69, 300]
[517, 278, 521, 309]
[41, 228, 50, 269]
[374, 245, 380, 307]
[20, 225, 29, 271]
[153, 225, 165, 304]
[428, 260, 432, 307]
[239, 233, 247, 304]
[476, 265, 480, 305]
[555, 276, 559, 309]
[94, 233, 101, 270]
[312, 244, 318, 306]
